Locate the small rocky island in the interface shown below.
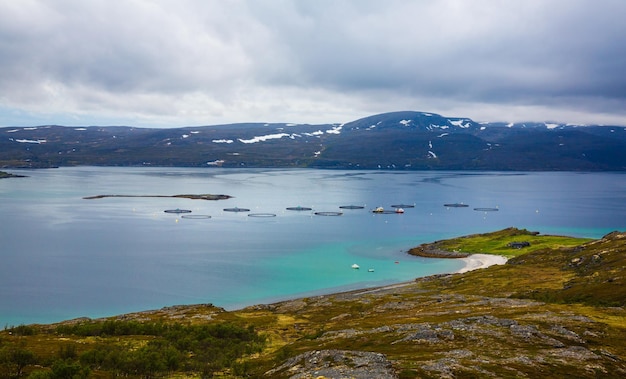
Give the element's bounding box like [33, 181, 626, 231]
[0, 170, 26, 179]
[83, 193, 232, 200]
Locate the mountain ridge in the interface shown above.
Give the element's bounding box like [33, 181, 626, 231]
[2, 111, 626, 170]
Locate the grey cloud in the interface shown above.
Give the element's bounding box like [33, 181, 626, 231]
[0, 0, 625, 127]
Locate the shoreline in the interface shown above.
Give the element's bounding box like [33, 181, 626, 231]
[457, 253, 508, 273]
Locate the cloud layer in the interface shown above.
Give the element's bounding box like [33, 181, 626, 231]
[1, 0, 625, 127]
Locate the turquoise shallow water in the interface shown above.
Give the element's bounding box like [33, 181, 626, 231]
[1, 168, 625, 325]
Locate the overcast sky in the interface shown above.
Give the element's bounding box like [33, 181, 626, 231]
[1, 0, 625, 128]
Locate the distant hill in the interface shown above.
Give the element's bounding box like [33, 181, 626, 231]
[2, 111, 626, 170]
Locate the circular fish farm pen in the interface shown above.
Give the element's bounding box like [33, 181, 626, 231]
[223, 207, 251, 212]
[180, 214, 211, 219]
[473, 207, 499, 212]
[286, 206, 313, 211]
[164, 209, 192, 214]
[248, 213, 277, 218]
[390, 204, 415, 208]
[444, 203, 469, 208]
[314, 211, 343, 216]
[339, 205, 365, 210]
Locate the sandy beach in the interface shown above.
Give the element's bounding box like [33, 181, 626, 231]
[457, 254, 508, 273]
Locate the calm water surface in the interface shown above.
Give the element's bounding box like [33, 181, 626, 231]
[1, 168, 625, 325]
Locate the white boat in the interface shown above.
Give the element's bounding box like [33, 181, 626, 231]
[351, 263, 360, 269]
[368, 268, 375, 272]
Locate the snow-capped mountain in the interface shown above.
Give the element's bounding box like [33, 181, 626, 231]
[2, 111, 626, 170]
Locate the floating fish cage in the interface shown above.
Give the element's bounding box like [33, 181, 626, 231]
[444, 203, 469, 208]
[390, 204, 415, 208]
[223, 207, 251, 212]
[164, 208, 192, 214]
[473, 207, 499, 212]
[314, 211, 343, 216]
[339, 205, 365, 209]
[248, 213, 277, 217]
[180, 214, 211, 219]
[286, 206, 313, 211]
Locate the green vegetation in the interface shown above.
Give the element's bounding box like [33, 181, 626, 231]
[2, 228, 625, 378]
[2, 318, 265, 378]
[409, 227, 593, 258]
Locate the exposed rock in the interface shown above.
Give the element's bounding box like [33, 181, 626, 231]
[265, 350, 397, 379]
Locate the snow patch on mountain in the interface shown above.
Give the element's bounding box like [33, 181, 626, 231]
[428, 151, 437, 158]
[238, 133, 291, 143]
[303, 130, 324, 136]
[450, 119, 472, 128]
[212, 139, 234, 144]
[400, 120, 412, 126]
[13, 138, 46, 144]
[325, 126, 342, 134]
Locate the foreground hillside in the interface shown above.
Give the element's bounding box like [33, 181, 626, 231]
[1, 229, 625, 378]
[2, 111, 626, 170]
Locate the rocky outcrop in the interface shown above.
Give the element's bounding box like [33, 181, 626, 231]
[265, 350, 397, 379]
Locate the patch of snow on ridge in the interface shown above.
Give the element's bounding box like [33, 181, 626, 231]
[6, 129, 19, 133]
[14, 139, 46, 144]
[74, 128, 87, 131]
[212, 139, 234, 144]
[507, 123, 514, 128]
[450, 119, 471, 128]
[437, 133, 449, 138]
[182, 134, 190, 138]
[303, 130, 324, 136]
[428, 141, 433, 149]
[428, 151, 437, 158]
[545, 123, 560, 129]
[238, 133, 291, 143]
[325, 126, 342, 134]
[399, 120, 412, 126]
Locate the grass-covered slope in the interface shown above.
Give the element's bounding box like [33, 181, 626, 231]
[2, 229, 625, 378]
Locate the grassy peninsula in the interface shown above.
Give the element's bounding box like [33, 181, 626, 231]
[2, 228, 625, 378]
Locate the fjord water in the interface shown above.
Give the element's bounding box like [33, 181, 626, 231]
[1, 168, 625, 326]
